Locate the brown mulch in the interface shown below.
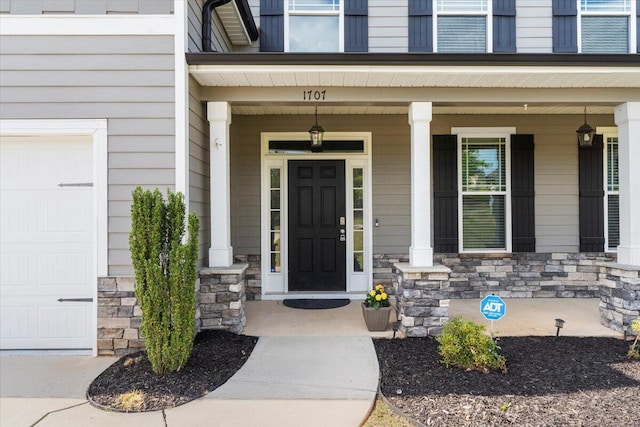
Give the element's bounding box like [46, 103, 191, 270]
[374, 336, 640, 427]
[87, 330, 257, 412]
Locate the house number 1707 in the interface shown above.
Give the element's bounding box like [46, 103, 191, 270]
[303, 90, 326, 101]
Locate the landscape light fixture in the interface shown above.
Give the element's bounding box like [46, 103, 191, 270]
[308, 106, 324, 152]
[555, 318, 565, 336]
[576, 106, 595, 147]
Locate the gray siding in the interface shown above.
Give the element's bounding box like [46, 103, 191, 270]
[2, 0, 173, 14]
[230, 114, 411, 255]
[231, 113, 616, 257]
[0, 34, 176, 276]
[188, 0, 236, 53]
[188, 78, 211, 267]
[369, 0, 408, 52]
[516, 0, 553, 53]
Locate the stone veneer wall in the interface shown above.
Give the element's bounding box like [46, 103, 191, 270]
[234, 255, 261, 301]
[236, 253, 611, 299]
[197, 264, 248, 333]
[97, 277, 143, 356]
[394, 263, 451, 337]
[598, 263, 640, 334]
[435, 253, 613, 299]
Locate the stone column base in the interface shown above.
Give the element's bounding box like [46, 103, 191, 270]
[198, 263, 248, 334]
[598, 262, 640, 334]
[394, 263, 451, 337]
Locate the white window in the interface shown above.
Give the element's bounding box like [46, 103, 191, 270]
[579, 0, 636, 53]
[454, 128, 512, 252]
[600, 127, 620, 251]
[285, 0, 343, 52]
[435, 0, 492, 53]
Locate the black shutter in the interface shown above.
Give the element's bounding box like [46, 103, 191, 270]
[552, 0, 578, 53]
[260, 0, 284, 52]
[433, 135, 458, 253]
[579, 134, 605, 252]
[511, 134, 535, 252]
[345, 0, 368, 52]
[637, 0, 640, 53]
[493, 0, 516, 53]
[408, 0, 433, 52]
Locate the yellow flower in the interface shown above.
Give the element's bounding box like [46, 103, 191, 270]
[369, 290, 376, 297]
[381, 293, 388, 300]
[375, 294, 382, 301]
[375, 284, 384, 291]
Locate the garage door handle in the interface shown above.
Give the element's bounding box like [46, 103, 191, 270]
[58, 183, 93, 187]
[57, 298, 93, 302]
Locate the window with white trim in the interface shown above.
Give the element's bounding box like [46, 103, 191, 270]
[459, 135, 510, 251]
[435, 0, 491, 53]
[580, 0, 634, 53]
[604, 131, 620, 251]
[285, 0, 343, 52]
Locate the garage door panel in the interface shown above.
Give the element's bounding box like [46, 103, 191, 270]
[1, 135, 94, 350]
[1, 298, 91, 349]
[1, 191, 91, 239]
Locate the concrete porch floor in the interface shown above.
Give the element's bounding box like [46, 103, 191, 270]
[244, 298, 622, 338]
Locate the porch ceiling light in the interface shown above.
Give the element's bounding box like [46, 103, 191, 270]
[576, 106, 595, 147]
[309, 106, 324, 152]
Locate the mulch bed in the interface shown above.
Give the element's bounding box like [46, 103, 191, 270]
[374, 336, 640, 427]
[87, 330, 257, 412]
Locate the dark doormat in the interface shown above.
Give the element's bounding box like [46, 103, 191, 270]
[282, 299, 351, 310]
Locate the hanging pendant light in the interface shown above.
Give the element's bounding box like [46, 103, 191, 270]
[309, 106, 324, 152]
[576, 106, 595, 147]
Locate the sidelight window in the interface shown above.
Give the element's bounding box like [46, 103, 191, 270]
[269, 168, 282, 272]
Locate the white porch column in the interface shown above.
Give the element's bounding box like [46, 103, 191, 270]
[614, 102, 640, 266]
[408, 102, 434, 267]
[207, 101, 233, 267]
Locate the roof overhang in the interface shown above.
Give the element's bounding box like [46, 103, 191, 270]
[214, 0, 258, 46]
[188, 53, 640, 89]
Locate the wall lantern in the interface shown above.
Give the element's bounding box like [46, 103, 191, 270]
[308, 106, 325, 152]
[576, 106, 595, 147]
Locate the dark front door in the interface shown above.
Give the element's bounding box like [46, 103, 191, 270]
[288, 160, 346, 292]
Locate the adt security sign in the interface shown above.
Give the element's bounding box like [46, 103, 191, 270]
[480, 295, 506, 321]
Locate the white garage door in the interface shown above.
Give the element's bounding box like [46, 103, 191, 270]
[1, 135, 94, 350]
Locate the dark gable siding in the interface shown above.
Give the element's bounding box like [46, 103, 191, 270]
[552, 0, 578, 53]
[260, 0, 284, 52]
[579, 134, 605, 252]
[345, 0, 368, 52]
[433, 135, 458, 253]
[493, 0, 516, 53]
[408, 0, 433, 52]
[511, 134, 536, 252]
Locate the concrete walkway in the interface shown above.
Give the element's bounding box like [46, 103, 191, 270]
[0, 298, 624, 427]
[0, 336, 378, 427]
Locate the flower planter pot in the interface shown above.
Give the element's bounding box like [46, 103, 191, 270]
[362, 303, 391, 332]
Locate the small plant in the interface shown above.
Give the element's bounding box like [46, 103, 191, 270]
[116, 390, 145, 412]
[437, 318, 507, 374]
[499, 402, 511, 413]
[365, 284, 390, 309]
[628, 319, 640, 360]
[123, 355, 144, 368]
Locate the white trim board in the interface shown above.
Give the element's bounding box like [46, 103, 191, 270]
[0, 119, 108, 357]
[0, 15, 176, 35]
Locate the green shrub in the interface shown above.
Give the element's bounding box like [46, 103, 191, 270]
[436, 318, 507, 374]
[129, 188, 199, 375]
